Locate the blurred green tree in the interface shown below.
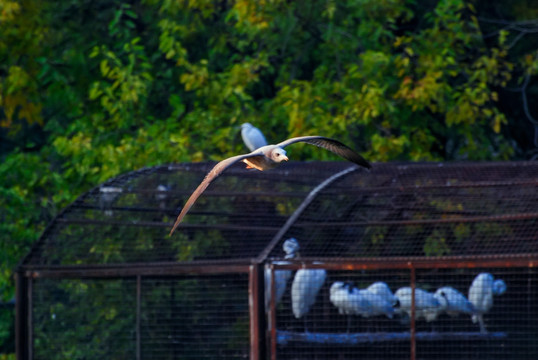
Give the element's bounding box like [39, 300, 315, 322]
[2, 0, 538, 355]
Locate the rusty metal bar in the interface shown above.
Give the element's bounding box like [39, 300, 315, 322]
[249, 264, 266, 360]
[271, 255, 538, 271]
[136, 275, 141, 360]
[27, 277, 33, 360]
[24, 263, 251, 279]
[257, 166, 358, 263]
[294, 211, 538, 228]
[269, 264, 277, 360]
[410, 266, 416, 360]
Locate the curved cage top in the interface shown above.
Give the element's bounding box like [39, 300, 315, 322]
[20, 161, 538, 267]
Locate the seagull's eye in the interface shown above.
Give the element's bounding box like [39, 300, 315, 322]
[276, 153, 280, 157]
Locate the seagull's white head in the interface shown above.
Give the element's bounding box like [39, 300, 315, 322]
[269, 147, 288, 163]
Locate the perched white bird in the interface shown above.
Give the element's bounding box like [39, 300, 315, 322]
[169, 135, 371, 235]
[291, 266, 327, 319]
[330, 282, 371, 316]
[468, 273, 507, 333]
[395, 287, 447, 322]
[434, 286, 474, 317]
[331, 282, 395, 318]
[367, 282, 399, 307]
[241, 123, 268, 152]
[264, 238, 300, 312]
[99, 186, 123, 216]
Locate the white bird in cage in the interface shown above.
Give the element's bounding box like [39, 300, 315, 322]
[331, 282, 395, 318]
[155, 184, 170, 210]
[291, 265, 327, 319]
[394, 287, 447, 322]
[241, 123, 268, 152]
[264, 238, 300, 312]
[330, 282, 370, 316]
[99, 186, 123, 216]
[468, 273, 507, 333]
[367, 282, 399, 308]
[434, 286, 474, 317]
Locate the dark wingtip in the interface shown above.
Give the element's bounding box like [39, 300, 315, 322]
[355, 156, 372, 170]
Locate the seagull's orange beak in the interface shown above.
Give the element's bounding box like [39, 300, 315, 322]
[282, 155, 289, 161]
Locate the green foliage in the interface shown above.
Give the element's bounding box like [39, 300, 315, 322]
[1, 0, 537, 355]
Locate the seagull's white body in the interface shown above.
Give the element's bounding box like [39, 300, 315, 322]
[395, 287, 447, 322]
[291, 267, 327, 319]
[169, 135, 371, 235]
[264, 238, 300, 312]
[468, 273, 506, 333]
[434, 286, 474, 317]
[241, 145, 289, 171]
[241, 123, 268, 152]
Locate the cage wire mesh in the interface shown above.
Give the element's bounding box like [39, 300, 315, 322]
[32, 278, 137, 359]
[17, 161, 538, 359]
[268, 162, 538, 259]
[412, 267, 536, 360]
[32, 274, 249, 360]
[269, 267, 411, 360]
[140, 274, 249, 359]
[268, 265, 538, 360]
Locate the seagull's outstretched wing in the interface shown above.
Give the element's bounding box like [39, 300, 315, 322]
[277, 136, 371, 169]
[169, 151, 263, 236]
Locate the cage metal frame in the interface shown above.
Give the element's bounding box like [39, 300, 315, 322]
[15, 161, 538, 360]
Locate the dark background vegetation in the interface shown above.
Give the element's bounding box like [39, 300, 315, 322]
[1, 0, 538, 357]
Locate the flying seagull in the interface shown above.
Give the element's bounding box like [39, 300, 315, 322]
[169, 136, 371, 235]
[241, 123, 268, 151]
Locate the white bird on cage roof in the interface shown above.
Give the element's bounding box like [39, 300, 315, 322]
[241, 123, 268, 152]
[468, 273, 507, 333]
[264, 238, 300, 313]
[168, 135, 371, 235]
[394, 287, 447, 322]
[434, 286, 474, 317]
[291, 265, 327, 320]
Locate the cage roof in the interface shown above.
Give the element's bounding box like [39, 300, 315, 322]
[20, 161, 538, 268]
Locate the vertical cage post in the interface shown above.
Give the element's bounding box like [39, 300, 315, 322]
[410, 264, 416, 360]
[15, 272, 29, 360]
[136, 275, 141, 360]
[269, 264, 277, 360]
[249, 264, 266, 360]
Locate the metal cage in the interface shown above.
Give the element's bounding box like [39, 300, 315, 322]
[16, 161, 538, 359]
